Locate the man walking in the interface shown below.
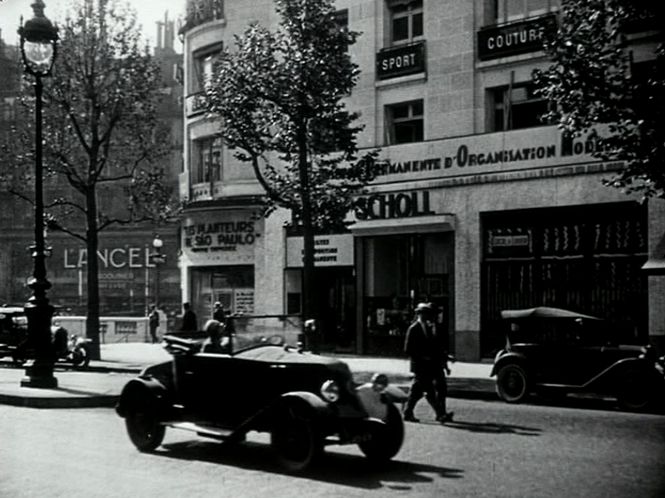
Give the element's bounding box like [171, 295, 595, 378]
[181, 302, 198, 332]
[403, 302, 454, 424]
[148, 305, 159, 343]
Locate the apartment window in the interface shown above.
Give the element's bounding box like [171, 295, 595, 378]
[386, 100, 424, 144]
[192, 44, 222, 93]
[389, 0, 423, 45]
[193, 136, 223, 184]
[493, 0, 558, 23]
[490, 83, 548, 131]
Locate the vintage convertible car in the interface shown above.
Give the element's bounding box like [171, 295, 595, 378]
[116, 316, 407, 472]
[491, 307, 665, 410]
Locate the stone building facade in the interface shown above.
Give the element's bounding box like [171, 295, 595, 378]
[179, 0, 665, 359]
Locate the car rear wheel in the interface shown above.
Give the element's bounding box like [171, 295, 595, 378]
[358, 403, 404, 462]
[126, 408, 165, 452]
[271, 405, 322, 473]
[71, 346, 90, 369]
[496, 364, 529, 403]
[616, 370, 653, 412]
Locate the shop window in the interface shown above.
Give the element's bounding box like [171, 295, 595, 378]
[388, 0, 423, 45]
[491, 0, 558, 23]
[192, 136, 222, 184]
[386, 100, 424, 144]
[489, 83, 548, 131]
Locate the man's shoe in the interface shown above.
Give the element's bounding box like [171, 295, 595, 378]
[436, 411, 454, 424]
[403, 413, 419, 423]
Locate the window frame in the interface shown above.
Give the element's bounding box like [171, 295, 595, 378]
[386, 99, 425, 145]
[191, 42, 223, 94]
[492, 0, 558, 24]
[192, 135, 223, 185]
[488, 82, 549, 132]
[388, 0, 424, 46]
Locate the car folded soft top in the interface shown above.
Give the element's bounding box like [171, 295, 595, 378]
[500, 306, 601, 321]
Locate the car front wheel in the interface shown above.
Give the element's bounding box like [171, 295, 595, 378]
[358, 403, 404, 462]
[126, 408, 165, 452]
[496, 364, 529, 403]
[271, 405, 322, 473]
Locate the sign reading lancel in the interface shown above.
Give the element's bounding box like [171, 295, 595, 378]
[478, 14, 556, 61]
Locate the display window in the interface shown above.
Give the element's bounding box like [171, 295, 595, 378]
[190, 265, 254, 325]
[360, 232, 454, 356]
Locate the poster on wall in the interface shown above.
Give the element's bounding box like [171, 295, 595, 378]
[234, 289, 255, 315]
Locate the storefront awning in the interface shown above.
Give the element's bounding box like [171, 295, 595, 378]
[642, 233, 665, 275]
[348, 214, 456, 237]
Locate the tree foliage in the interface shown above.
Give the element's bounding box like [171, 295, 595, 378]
[533, 0, 665, 199]
[1, 0, 177, 356]
[205, 0, 376, 232]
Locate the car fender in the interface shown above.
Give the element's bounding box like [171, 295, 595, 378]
[116, 377, 170, 418]
[491, 352, 528, 377]
[278, 391, 333, 417]
[584, 357, 662, 390]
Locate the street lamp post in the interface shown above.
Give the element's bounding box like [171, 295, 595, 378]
[18, 0, 59, 388]
[149, 235, 166, 309]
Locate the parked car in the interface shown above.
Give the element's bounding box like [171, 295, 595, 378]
[116, 316, 407, 472]
[0, 306, 28, 363]
[0, 306, 91, 368]
[491, 307, 665, 411]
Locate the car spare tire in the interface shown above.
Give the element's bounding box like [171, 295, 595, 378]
[496, 364, 529, 403]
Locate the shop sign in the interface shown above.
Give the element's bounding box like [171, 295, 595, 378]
[286, 234, 354, 267]
[371, 126, 620, 184]
[62, 246, 156, 269]
[477, 14, 556, 61]
[491, 234, 530, 247]
[181, 213, 261, 265]
[376, 41, 426, 80]
[355, 190, 434, 220]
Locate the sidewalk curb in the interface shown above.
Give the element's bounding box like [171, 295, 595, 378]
[0, 393, 118, 409]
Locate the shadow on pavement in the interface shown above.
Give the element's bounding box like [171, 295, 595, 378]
[158, 440, 463, 489]
[424, 419, 542, 436]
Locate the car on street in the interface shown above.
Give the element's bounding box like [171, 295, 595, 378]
[0, 306, 91, 368]
[0, 306, 28, 363]
[491, 306, 665, 411]
[116, 315, 407, 472]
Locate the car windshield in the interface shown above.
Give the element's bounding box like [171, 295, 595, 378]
[227, 315, 301, 353]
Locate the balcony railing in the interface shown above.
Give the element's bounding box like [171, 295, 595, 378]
[179, 0, 224, 35]
[185, 91, 207, 118]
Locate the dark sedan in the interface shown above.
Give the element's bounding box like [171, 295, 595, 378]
[491, 307, 665, 411]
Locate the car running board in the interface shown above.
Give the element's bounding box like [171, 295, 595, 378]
[167, 421, 237, 441]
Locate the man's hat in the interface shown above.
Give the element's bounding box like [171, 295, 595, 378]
[415, 302, 432, 313]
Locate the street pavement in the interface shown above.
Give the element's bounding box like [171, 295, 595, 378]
[0, 342, 495, 408]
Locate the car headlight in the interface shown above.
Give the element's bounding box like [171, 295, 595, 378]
[320, 379, 340, 403]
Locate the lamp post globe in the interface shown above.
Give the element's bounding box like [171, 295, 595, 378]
[18, 0, 59, 389]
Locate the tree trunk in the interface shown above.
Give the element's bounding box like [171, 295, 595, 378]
[85, 187, 101, 360]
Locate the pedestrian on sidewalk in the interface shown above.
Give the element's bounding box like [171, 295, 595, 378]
[403, 302, 454, 424]
[148, 304, 159, 343]
[212, 301, 227, 325]
[181, 302, 198, 332]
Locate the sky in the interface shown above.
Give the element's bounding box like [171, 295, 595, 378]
[0, 0, 184, 51]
